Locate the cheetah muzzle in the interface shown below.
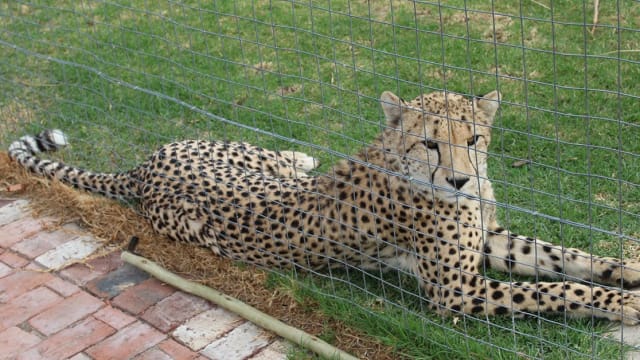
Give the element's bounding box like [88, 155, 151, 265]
[9, 90, 640, 324]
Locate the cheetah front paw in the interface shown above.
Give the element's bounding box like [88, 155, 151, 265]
[594, 292, 640, 325]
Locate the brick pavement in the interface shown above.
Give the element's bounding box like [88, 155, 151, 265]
[0, 199, 290, 360]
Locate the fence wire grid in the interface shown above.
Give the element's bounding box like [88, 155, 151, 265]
[1, 1, 639, 359]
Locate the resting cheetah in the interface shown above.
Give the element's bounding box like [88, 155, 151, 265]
[8, 90, 640, 323]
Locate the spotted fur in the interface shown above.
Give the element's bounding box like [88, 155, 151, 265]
[9, 90, 640, 324]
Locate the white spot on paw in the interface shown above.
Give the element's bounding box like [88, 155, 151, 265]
[280, 151, 319, 171]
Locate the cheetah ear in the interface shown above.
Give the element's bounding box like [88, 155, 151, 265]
[475, 90, 501, 121]
[380, 91, 406, 128]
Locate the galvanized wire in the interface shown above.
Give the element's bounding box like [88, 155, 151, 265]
[1, 1, 639, 358]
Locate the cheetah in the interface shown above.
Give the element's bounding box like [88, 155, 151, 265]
[8, 90, 640, 324]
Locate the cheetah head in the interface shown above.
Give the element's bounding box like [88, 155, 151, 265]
[379, 90, 500, 200]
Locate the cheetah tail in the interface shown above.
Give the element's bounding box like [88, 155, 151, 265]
[8, 129, 139, 200]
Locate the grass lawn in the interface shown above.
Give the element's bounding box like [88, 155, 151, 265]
[1, 1, 639, 359]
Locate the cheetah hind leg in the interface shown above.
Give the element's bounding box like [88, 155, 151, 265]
[278, 150, 319, 177]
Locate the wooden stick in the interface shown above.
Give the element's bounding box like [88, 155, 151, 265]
[530, 0, 550, 10]
[591, 0, 600, 35]
[121, 251, 359, 360]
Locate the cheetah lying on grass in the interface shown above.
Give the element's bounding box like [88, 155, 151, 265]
[9, 90, 640, 323]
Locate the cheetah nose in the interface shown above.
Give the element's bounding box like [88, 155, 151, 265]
[446, 176, 470, 190]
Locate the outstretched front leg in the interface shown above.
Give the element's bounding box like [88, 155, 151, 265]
[477, 176, 640, 288]
[483, 227, 640, 289]
[451, 275, 640, 325]
[414, 246, 640, 324]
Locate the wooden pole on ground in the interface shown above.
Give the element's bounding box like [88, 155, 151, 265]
[121, 251, 359, 360]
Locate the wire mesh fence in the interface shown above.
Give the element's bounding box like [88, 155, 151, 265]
[1, 1, 639, 358]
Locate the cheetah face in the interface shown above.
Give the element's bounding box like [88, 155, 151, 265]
[380, 90, 500, 200]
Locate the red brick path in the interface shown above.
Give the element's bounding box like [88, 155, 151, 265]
[0, 199, 289, 360]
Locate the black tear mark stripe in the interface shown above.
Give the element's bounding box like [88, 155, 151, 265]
[431, 145, 441, 183]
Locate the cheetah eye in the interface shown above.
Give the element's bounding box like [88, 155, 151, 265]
[423, 140, 438, 149]
[467, 135, 481, 146]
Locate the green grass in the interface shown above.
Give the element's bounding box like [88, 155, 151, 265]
[1, 1, 639, 358]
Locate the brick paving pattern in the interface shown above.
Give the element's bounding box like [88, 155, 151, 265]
[0, 199, 289, 360]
